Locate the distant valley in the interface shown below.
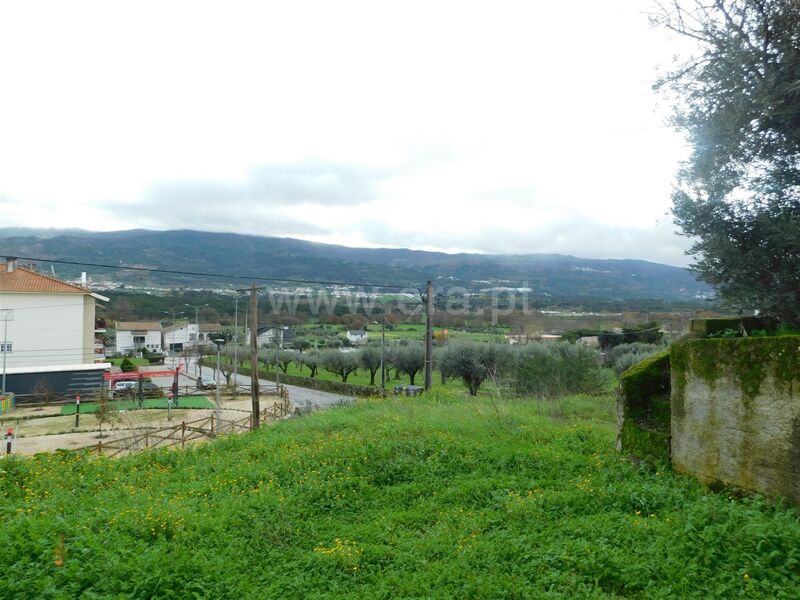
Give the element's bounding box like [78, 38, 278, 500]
[0, 228, 709, 302]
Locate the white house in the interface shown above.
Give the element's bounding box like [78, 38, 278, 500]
[0, 258, 110, 395]
[115, 321, 162, 354]
[245, 325, 294, 349]
[163, 322, 199, 352]
[163, 322, 223, 351]
[346, 330, 368, 345]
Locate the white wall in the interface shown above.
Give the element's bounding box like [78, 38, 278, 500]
[164, 323, 198, 349]
[0, 292, 95, 369]
[117, 329, 162, 353]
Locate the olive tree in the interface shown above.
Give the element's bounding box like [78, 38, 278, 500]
[439, 341, 513, 396]
[654, 0, 800, 325]
[322, 351, 359, 383]
[390, 344, 425, 386]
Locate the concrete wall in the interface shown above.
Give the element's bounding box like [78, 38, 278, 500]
[671, 338, 800, 503]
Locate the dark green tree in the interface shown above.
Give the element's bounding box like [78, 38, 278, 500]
[357, 346, 382, 386]
[439, 342, 512, 396]
[654, 0, 800, 325]
[322, 351, 359, 383]
[390, 344, 425, 386]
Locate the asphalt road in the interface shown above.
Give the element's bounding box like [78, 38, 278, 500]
[138, 357, 354, 411]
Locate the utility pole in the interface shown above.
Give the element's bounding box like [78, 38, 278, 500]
[380, 316, 386, 390]
[249, 283, 260, 428]
[424, 279, 433, 391]
[233, 295, 240, 399]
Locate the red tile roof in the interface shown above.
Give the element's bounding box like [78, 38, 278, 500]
[0, 265, 90, 294]
[116, 321, 163, 331]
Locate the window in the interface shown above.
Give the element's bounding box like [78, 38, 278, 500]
[133, 336, 146, 344]
[0, 342, 11, 352]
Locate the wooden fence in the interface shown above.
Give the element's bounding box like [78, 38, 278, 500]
[72, 394, 291, 457]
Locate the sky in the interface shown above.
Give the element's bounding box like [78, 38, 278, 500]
[0, 1, 697, 266]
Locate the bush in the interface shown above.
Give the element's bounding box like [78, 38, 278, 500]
[510, 342, 604, 397]
[608, 343, 664, 375]
[119, 357, 137, 373]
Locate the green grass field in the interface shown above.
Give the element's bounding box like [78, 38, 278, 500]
[1, 392, 798, 597]
[59, 396, 214, 415]
[293, 323, 511, 345]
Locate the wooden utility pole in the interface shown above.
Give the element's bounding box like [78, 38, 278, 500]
[249, 282, 260, 428]
[424, 279, 433, 391]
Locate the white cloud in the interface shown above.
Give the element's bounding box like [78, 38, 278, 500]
[0, 0, 694, 265]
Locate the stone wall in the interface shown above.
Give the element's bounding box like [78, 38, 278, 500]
[670, 337, 800, 503]
[616, 350, 671, 462]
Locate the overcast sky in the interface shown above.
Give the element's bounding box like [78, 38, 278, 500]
[0, 1, 697, 266]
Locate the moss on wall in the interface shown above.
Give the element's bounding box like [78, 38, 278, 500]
[671, 336, 800, 404]
[617, 350, 671, 462]
[690, 316, 778, 336]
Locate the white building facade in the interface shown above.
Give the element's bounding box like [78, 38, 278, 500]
[0, 258, 110, 395]
[163, 322, 199, 352]
[116, 322, 163, 354]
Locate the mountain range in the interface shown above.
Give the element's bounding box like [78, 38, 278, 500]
[0, 228, 709, 301]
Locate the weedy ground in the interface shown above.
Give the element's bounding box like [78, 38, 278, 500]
[1, 391, 798, 598]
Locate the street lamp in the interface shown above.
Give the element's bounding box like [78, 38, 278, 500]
[233, 292, 249, 398]
[372, 316, 387, 390]
[161, 311, 185, 357]
[185, 303, 209, 375]
[212, 338, 225, 430]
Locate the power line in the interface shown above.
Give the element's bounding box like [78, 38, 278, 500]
[11, 256, 413, 290]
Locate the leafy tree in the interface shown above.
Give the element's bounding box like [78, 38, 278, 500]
[390, 344, 425, 386]
[260, 348, 293, 373]
[291, 338, 312, 352]
[296, 351, 321, 378]
[654, 0, 800, 326]
[357, 346, 383, 386]
[322, 351, 359, 383]
[439, 341, 512, 396]
[219, 346, 241, 385]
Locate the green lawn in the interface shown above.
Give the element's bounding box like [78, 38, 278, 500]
[1, 392, 798, 597]
[59, 396, 213, 415]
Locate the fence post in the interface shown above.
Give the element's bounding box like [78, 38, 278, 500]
[181, 421, 186, 448]
[97, 440, 102, 454]
[210, 413, 215, 435]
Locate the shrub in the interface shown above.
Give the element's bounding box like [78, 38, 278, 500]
[609, 342, 664, 375]
[119, 357, 137, 372]
[510, 342, 604, 397]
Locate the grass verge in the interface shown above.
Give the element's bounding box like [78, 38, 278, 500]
[1, 392, 798, 598]
[59, 396, 213, 415]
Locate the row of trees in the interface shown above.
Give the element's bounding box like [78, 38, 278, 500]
[216, 340, 607, 397]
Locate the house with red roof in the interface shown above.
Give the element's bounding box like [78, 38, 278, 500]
[0, 257, 110, 396]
